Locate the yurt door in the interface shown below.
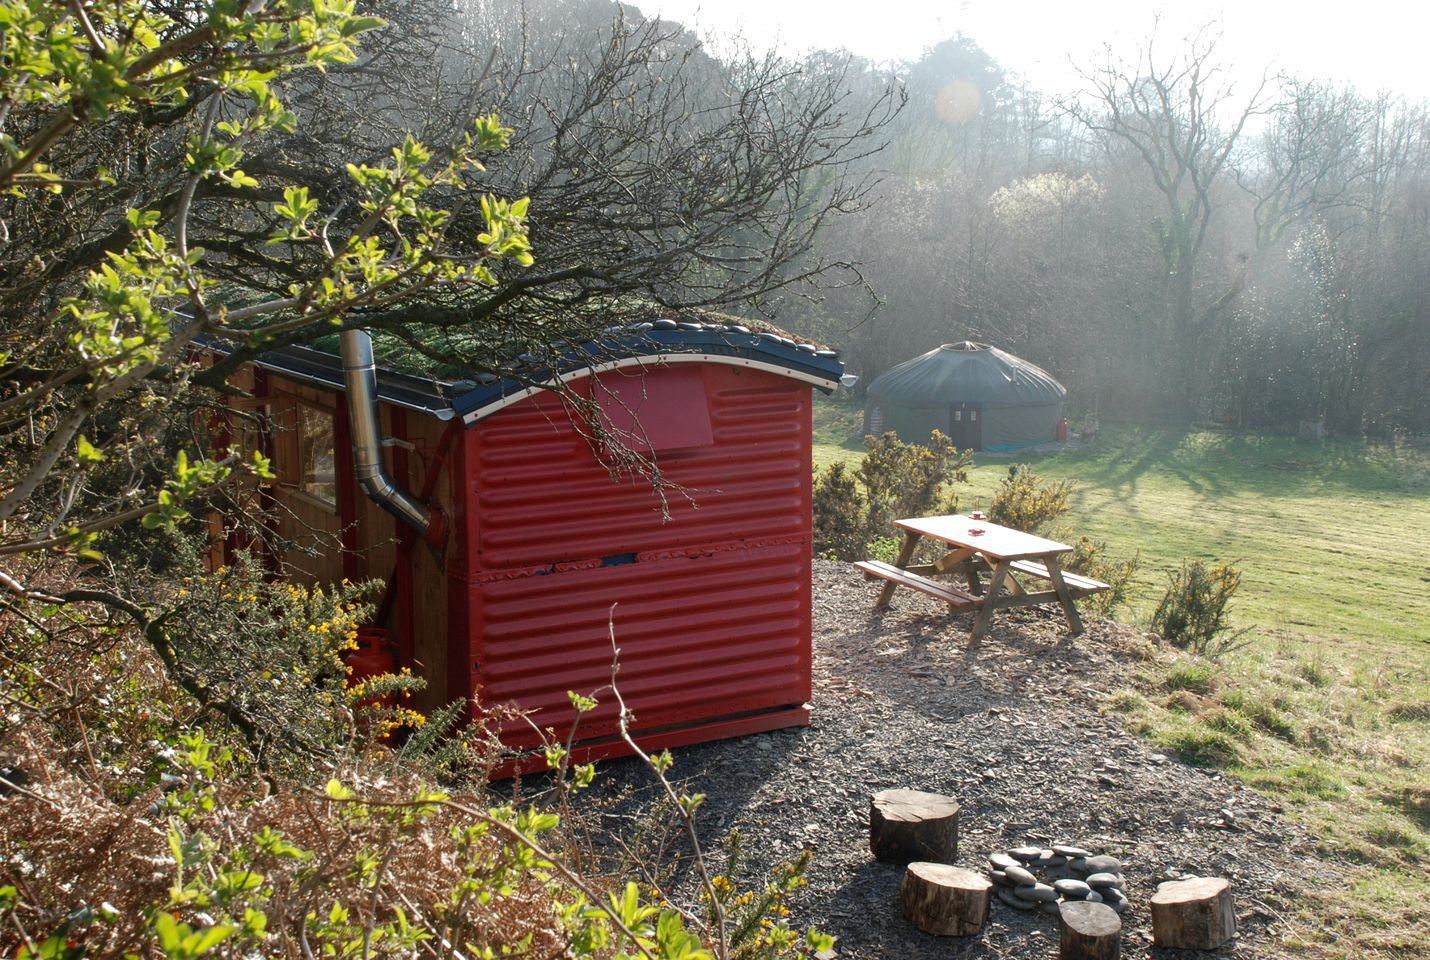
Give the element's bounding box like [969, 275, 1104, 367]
[948, 403, 982, 451]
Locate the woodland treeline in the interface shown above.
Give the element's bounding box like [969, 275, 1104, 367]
[762, 31, 1430, 434]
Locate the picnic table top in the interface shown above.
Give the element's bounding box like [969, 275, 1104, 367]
[893, 514, 1072, 561]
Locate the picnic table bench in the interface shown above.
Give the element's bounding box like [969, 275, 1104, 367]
[854, 514, 1110, 644]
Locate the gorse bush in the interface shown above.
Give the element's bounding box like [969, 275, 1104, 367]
[1060, 533, 1140, 616]
[1152, 560, 1251, 657]
[987, 463, 1073, 533]
[810, 461, 866, 561]
[858, 430, 970, 536]
[157, 555, 386, 770]
[812, 431, 970, 560]
[707, 833, 822, 959]
[980, 464, 1137, 615]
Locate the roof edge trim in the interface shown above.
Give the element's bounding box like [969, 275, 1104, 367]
[460, 353, 839, 425]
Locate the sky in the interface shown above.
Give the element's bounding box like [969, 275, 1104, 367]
[643, 0, 1430, 101]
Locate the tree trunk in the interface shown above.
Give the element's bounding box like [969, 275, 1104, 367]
[1171, 270, 1199, 421]
[869, 789, 960, 864]
[1150, 877, 1236, 949]
[1058, 900, 1121, 959]
[900, 862, 990, 936]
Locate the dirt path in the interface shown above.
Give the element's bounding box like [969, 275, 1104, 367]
[590, 560, 1322, 957]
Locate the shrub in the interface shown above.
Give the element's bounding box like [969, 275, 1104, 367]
[987, 463, 1073, 533]
[863, 535, 905, 565]
[1058, 532, 1140, 616]
[1151, 559, 1250, 657]
[0, 728, 726, 960]
[811, 461, 866, 560]
[811, 431, 970, 560]
[857, 430, 970, 536]
[157, 556, 384, 765]
[0, 613, 833, 960]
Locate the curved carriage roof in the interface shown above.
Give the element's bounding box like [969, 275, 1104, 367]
[202, 319, 843, 422]
[868, 341, 1064, 408]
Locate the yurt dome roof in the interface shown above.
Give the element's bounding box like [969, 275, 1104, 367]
[868, 342, 1066, 407]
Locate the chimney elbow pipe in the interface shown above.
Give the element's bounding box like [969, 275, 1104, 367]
[339, 328, 434, 537]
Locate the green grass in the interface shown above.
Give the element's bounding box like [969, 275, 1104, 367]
[814, 398, 1430, 956]
[815, 402, 1430, 649]
[1163, 659, 1220, 694]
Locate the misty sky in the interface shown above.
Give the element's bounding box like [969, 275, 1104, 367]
[647, 0, 1430, 100]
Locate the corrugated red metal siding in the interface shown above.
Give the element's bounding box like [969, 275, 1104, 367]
[458, 362, 814, 751]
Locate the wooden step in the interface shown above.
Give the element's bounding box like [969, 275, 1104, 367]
[855, 560, 981, 608]
[1008, 559, 1109, 594]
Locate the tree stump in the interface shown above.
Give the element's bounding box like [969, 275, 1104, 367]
[1150, 877, 1236, 949]
[1058, 900, 1121, 959]
[900, 862, 990, 936]
[869, 789, 959, 864]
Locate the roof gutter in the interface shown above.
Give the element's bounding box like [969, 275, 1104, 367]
[339, 328, 438, 540]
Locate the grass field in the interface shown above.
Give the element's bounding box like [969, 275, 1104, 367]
[813, 398, 1430, 957]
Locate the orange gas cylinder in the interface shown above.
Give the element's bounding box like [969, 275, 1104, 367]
[1056, 417, 1069, 443]
[345, 627, 397, 717]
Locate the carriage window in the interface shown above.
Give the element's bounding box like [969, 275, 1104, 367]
[297, 404, 337, 506]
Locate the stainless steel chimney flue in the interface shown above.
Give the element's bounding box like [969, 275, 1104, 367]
[339, 328, 433, 536]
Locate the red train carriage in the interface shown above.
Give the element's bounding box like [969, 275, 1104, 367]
[206, 321, 843, 772]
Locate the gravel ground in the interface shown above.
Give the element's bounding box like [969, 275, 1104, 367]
[587, 560, 1325, 958]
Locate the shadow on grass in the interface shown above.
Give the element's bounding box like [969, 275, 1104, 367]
[812, 400, 1430, 506]
[1032, 423, 1429, 502]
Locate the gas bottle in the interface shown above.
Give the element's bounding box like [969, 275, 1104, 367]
[1056, 417, 1069, 443]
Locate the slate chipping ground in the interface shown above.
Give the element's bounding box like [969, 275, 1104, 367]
[582, 560, 1329, 958]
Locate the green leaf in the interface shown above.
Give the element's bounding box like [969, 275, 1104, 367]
[216, 869, 264, 895]
[76, 434, 105, 464]
[343, 15, 386, 35]
[181, 923, 236, 957]
[154, 913, 183, 953]
[251, 450, 275, 479]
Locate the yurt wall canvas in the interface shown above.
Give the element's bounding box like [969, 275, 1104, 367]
[863, 342, 1066, 452]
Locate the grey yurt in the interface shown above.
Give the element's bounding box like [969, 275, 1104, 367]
[863, 342, 1066, 451]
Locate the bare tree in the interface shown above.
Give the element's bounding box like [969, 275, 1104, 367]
[1242, 80, 1378, 251]
[198, 0, 901, 383]
[1070, 24, 1270, 418]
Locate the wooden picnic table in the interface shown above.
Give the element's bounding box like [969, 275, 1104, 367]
[854, 514, 1109, 645]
